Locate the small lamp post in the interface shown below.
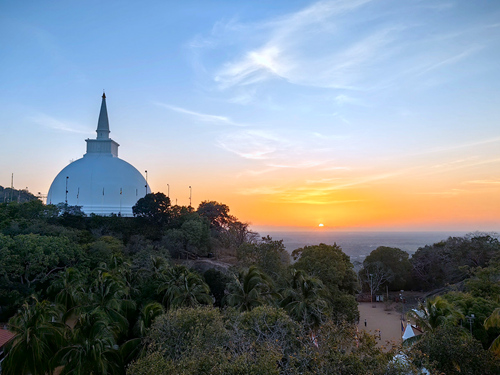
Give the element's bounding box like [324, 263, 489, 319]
[400, 290, 405, 320]
[466, 314, 475, 334]
[369, 273, 373, 303]
[65, 176, 69, 204]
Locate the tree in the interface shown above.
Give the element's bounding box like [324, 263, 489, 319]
[412, 325, 499, 375]
[237, 236, 290, 281]
[280, 269, 328, 330]
[442, 292, 500, 348]
[484, 307, 500, 356]
[56, 203, 85, 217]
[233, 305, 301, 373]
[196, 201, 232, 230]
[56, 310, 121, 375]
[0, 199, 58, 223]
[158, 265, 212, 309]
[224, 266, 274, 311]
[145, 306, 228, 361]
[161, 218, 211, 258]
[197, 200, 256, 257]
[363, 246, 411, 290]
[0, 233, 79, 289]
[360, 261, 394, 299]
[407, 296, 463, 336]
[131, 306, 294, 375]
[3, 297, 65, 375]
[303, 321, 391, 375]
[135, 302, 165, 338]
[292, 243, 358, 321]
[292, 243, 357, 295]
[203, 269, 232, 307]
[85, 236, 125, 270]
[48, 267, 85, 316]
[180, 218, 211, 255]
[121, 302, 166, 366]
[219, 220, 258, 250]
[411, 233, 500, 290]
[465, 261, 500, 300]
[132, 192, 171, 224]
[81, 269, 135, 337]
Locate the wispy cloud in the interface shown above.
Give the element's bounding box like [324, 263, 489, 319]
[404, 137, 500, 158]
[212, 0, 392, 90]
[155, 103, 245, 127]
[29, 114, 89, 134]
[237, 184, 361, 205]
[236, 167, 280, 177]
[306, 177, 343, 184]
[319, 172, 399, 190]
[238, 170, 398, 202]
[216, 126, 350, 174]
[333, 94, 366, 107]
[217, 130, 288, 160]
[426, 158, 500, 176]
[429, 157, 479, 169]
[464, 179, 500, 185]
[268, 160, 330, 169]
[312, 132, 350, 140]
[417, 188, 466, 197]
[319, 166, 352, 171]
[193, 0, 490, 100]
[416, 47, 482, 76]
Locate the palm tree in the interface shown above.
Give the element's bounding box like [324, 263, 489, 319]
[158, 265, 212, 309]
[48, 267, 85, 319]
[484, 307, 500, 355]
[224, 266, 274, 311]
[3, 297, 66, 375]
[108, 255, 138, 299]
[409, 296, 463, 333]
[81, 270, 135, 337]
[120, 302, 166, 365]
[280, 269, 328, 330]
[56, 310, 121, 375]
[134, 301, 165, 337]
[139, 255, 169, 279]
[405, 296, 463, 346]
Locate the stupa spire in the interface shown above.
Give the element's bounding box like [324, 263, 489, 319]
[85, 92, 119, 157]
[96, 92, 110, 139]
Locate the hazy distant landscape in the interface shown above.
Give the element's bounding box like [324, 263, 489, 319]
[262, 230, 469, 258]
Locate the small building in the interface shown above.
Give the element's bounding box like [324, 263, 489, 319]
[0, 326, 15, 372]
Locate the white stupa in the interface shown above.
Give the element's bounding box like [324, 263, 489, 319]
[47, 94, 150, 216]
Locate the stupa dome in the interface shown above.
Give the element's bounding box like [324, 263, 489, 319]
[47, 94, 150, 216]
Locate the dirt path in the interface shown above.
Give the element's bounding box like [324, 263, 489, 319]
[357, 302, 404, 351]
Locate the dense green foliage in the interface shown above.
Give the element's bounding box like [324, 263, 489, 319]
[411, 233, 500, 290]
[361, 246, 413, 291]
[412, 326, 498, 375]
[292, 243, 359, 322]
[129, 305, 391, 375]
[0, 199, 499, 374]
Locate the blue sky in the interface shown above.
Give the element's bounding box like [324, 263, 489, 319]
[1, 0, 500, 229]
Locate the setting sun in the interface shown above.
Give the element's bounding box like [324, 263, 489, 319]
[318, 223, 324, 227]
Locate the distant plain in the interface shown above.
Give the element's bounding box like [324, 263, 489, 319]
[258, 230, 470, 259]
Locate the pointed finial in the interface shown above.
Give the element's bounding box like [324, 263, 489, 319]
[102, 90, 106, 99]
[96, 92, 110, 139]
